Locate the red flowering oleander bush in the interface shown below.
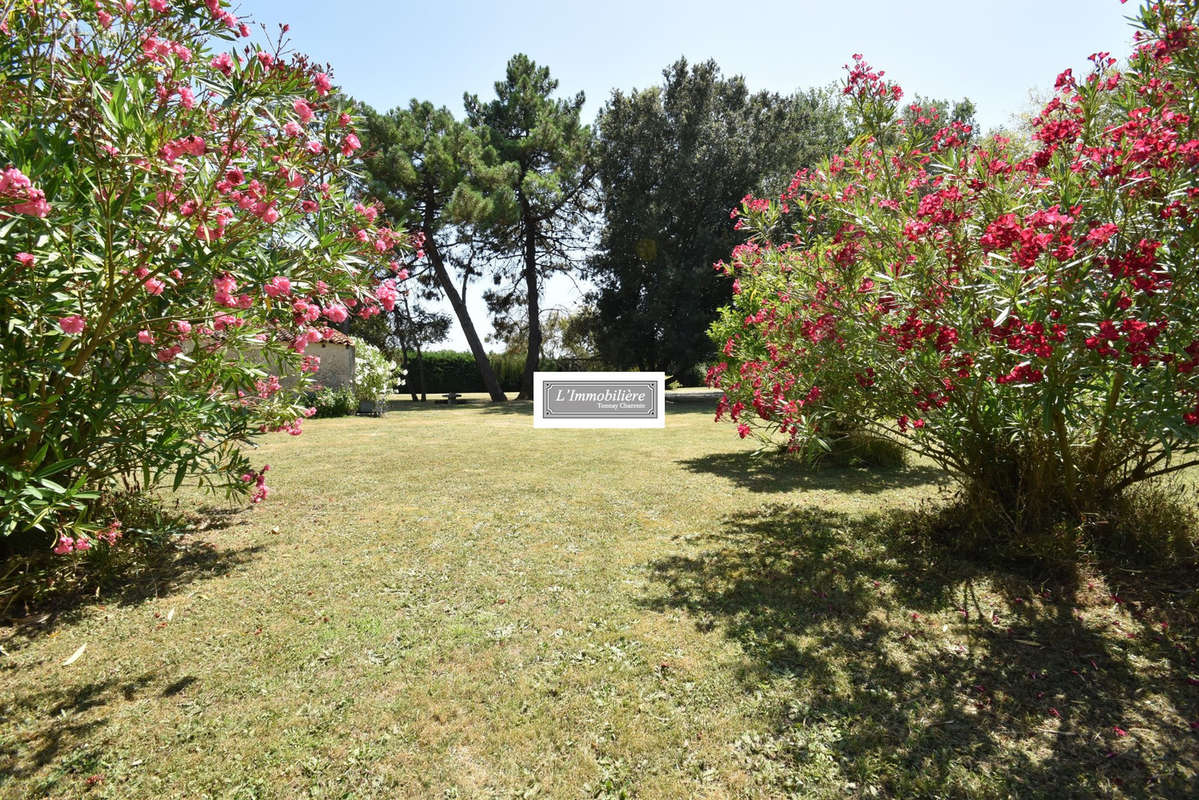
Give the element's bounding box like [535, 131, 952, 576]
[709, 0, 1199, 551]
[0, 0, 410, 555]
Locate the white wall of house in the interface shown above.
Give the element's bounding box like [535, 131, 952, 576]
[246, 340, 355, 391]
[310, 342, 354, 389]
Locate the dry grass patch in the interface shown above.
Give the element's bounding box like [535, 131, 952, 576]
[1, 401, 1196, 798]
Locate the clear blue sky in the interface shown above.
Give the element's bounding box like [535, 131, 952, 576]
[239, 0, 1140, 351]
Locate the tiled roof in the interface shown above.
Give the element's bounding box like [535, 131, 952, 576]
[318, 329, 353, 347]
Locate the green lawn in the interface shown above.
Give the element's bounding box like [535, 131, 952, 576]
[1, 401, 1196, 798]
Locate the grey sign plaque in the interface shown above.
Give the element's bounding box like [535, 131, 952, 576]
[534, 372, 666, 428]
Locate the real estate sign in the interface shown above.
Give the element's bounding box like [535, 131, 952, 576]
[533, 372, 666, 428]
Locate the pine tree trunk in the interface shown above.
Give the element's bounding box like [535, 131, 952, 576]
[414, 338, 428, 402]
[423, 216, 507, 402]
[518, 214, 541, 401]
[394, 305, 417, 402]
[399, 343, 417, 402]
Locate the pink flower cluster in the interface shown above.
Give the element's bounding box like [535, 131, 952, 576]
[53, 535, 89, 555]
[210, 52, 234, 75]
[843, 54, 903, 102]
[53, 520, 120, 555]
[264, 275, 292, 298]
[213, 274, 251, 308]
[375, 279, 398, 312]
[135, 314, 196, 361]
[140, 34, 191, 65]
[240, 464, 270, 503]
[192, 205, 236, 242]
[58, 315, 87, 335]
[290, 326, 323, 353]
[270, 418, 305, 436]
[0, 166, 51, 217]
[255, 375, 282, 398]
[159, 135, 205, 163]
[203, 0, 249, 35]
[97, 519, 122, 545]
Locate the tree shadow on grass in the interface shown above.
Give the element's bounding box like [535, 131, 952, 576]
[109, 539, 264, 610]
[478, 400, 534, 416]
[0, 669, 201, 793]
[2, 532, 264, 645]
[677, 450, 951, 495]
[664, 398, 722, 412]
[383, 397, 529, 414]
[1, 515, 251, 791]
[642, 504, 1199, 798]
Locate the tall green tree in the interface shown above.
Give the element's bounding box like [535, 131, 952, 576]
[465, 54, 595, 400]
[588, 59, 849, 379]
[493, 306, 599, 363]
[358, 100, 509, 401]
[898, 95, 978, 142]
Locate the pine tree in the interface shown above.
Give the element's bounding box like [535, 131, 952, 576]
[358, 100, 509, 401]
[465, 54, 594, 400]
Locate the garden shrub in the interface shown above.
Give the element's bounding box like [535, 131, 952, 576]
[1086, 478, 1199, 567]
[709, 0, 1199, 551]
[304, 386, 357, 418]
[350, 336, 396, 404]
[674, 364, 709, 388]
[1, 488, 193, 616]
[0, 0, 411, 554]
[815, 426, 907, 470]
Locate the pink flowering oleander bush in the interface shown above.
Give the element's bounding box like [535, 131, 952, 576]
[0, 0, 410, 554]
[709, 0, 1199, 550]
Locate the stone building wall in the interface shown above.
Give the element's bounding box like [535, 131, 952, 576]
[309, 341, 355, 389]
[244, 338, 355, 391]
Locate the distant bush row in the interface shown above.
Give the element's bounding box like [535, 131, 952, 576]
[400, 352, 603, 394]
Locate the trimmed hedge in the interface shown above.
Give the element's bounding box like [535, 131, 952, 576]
[401, 351, 600, 394]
